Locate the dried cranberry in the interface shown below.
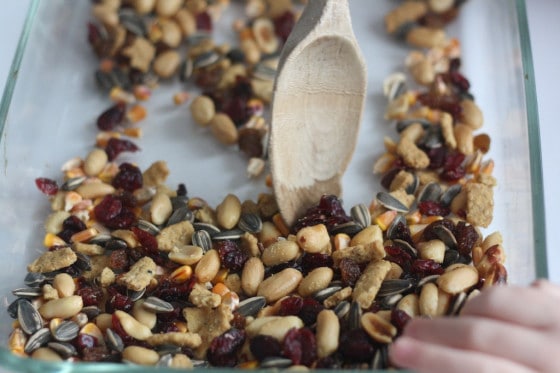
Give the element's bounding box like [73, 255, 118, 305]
[447, 71, 471, 93]
[385, 246, 414, 272]
[455, 221, 479, 256]
[423, 219, 456, 241]
[215, 240, 248, 272]
[97, 102, 126, 131]
[82, 346, 113, 362]
[153, 276, 197, 302]
[156, 321, 181, 334]
[109, 249, 129, 271]
[230, 312, 246, 330]
[250, 335, 282, 361]
[156, 304, 182, 323]
[207, 328, 246, 367]
[75, 333, 98, 352]
[231, 76, 253, 101]
[195, 11, 212, 31]
[418, 200, 450, 217]
[391, 309, 411, 335]
[293, 195, 351, 233]
[105, 138, 140, 161]
[77, 286, 104, 307]
[298, 298, 324, 326]
[449, 57, 461, 72]
[282, 327, 317, 366]
[278, 296, 304, 316]
[132, 226, 159, 253]
[63, 215, 87, 232]
[301, 253, 333, 275]
[105, 286, 133, 313]
[35, 177, 59, 196]
[94, 195, 122, 223]
[338, 329, 376, 363]
[411, 259, 444, 277]
[389, 221, 414, 245]
[316, 356, 342, 369]
[426, 146, 447, 169]
[339, 258, 362, 287]
[265, 260, 302, 277]
[273, 11, 295, 42]
[104, 208, 137, 230]
[238, 128, 263, 158]
[112, 163, 143, 191]
[221, 97, 248, 126]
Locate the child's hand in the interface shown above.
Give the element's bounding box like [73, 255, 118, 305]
[389, 280, 560, 373]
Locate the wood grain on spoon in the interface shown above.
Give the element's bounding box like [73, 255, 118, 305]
[269, 0, 367, 226]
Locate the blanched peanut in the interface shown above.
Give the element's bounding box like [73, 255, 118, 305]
[246, 316, 304, 341]
[241, 257, 265, 296]
[133, 299, 157, 330]
[195, 249, 221, 283]
[419, 282, 438, 316]
[350, 225, 383, 247]
[122, 345, 160, 365]
[210, 113, 239, 145]
[397, 293, 420, 317]
[259, 221, 282, 247]
[361, 312, 397, 344]
[39, 296, 83, 319]
[257, 268, 303, 303]
[461, 99, 484, 129]
[153, 50, 181, 78]
[316, 310, 339, 358]
[296, 224, 330, 253]
[437, 265, 479, 294]
[115, 310, 153, 341]
[417, 239, 445, 263]
[298, 267, 333, 298]
[261, 239, 300, 266]
[190, 95, 215, 126]
[52, 273, 75, 298]
[150, 192, 173, 225]
[216, 194, 242, 229]
[83, 148, 108, 176]
[454, 123, 474, 155]
[31, 347, 62, 362]
[155, 0, 182, 17]
[75, 182, 115, 199]
[406, 26, 447, 48]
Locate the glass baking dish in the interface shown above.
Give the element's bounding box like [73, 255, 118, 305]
[0, 0, 546, 372]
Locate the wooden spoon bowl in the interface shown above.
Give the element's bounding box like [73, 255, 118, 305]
[269, 0, 367, 226]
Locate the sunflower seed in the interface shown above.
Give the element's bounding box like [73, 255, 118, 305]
[191, 230, 212, 252]
[376, 279, 414, 298]
[334, 301, 351, 319]
[110, 68, 132, 90]
[448, 291, 467, 316]
[8, 298, 25, 319]
[179, 58, 194, 82]
[74, 252, 92, 272]
[351, 203, 371, 229]
[348, 301, 362, 330]
[24, 327, 51, 354]
[432, 225, 457, 249]
[376, 192, 409, 212]
[48, 341, 77, 358]
[167, 206, 194, 226]
[105, 238, 128, 250]
[405, 173, 420, 195]
[396, 117, 432, 132]
[313, 286, 342, 302]
[170, 195, 189, 210]
[383, 72, 407, 101]
[236, 296, 266, 317]
[156, 353, 174, 367]
[53, 321, 80, 342]
[12, 287, 42, 298]
[106, 328, 124, 353]
[420, 125, 443, 149]
[386, 214, 407, 240]
[238, 213, 263, 233]
[95, 70, 115, 91]
[212, 229, 244, 241]
[440, 184, 462, 206]
[155, 344, 181, 356]
[392, 239, 418, 257]
[260, 357, 293, 369]
[119, 8, 147, 36]
[60, 176, 86, 191]
[417, 274, 441, 287]
[18, 300, 43, 335]
[417, 182, 442, 203]
[142, 296, 174, 313]
[330, 221, 363, 236]
[193, 222, 221, 235]
[88, 233, 112, 246]
[127, 288, 146, 302]
[443, 249, 461, 267]
[379, 293, 403, 309]
[253, 62, 277, 81]
[137, 219, 161, 235]
[24, 272, 47, 287]
[81, 306, 101, 320]
[193, 51, 220, 69]
[394, 21, 416, 40]
[192, 359, 210, 368]
[371, 344, 389, 369]
[187, 32, 212, 45]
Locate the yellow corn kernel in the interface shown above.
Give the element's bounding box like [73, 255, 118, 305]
[133, 85, 152, 101]
[109, 86, 136, 104]
[409, 224, 428, 242]
[64, 167, 86, 180]
[126, 105, 147, 123]
[420, 215, 443, 224]
[480, 159, 494, 175]
[405, 210, 422, 225]
[374, 210, 398, 231]
[173, 91, 191, 105]
[71, 227, 99, 243]
[170, 265, 193, 283]
[64, 191, 83, 212]
[80, 323, 104, 342]
[212, 268, 229, 285]
[238, 360, 259, 369]
[96, 131, 121, 148]
[44, 233, 67, 248]
[333, 233, 351, 251]
[173, 321, 188, 333]
[212, 282, 230, 297]
[272, 213, 290, 237]
[8, 328, 27, 356]
[123, 127, 143, 138]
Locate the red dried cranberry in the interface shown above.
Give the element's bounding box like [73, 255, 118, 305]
[230, 312, 246, 330]
[156, 304, 182, 323]
[82, 346, 112, 362]
[250, 335, 282, 361]
[389, 221, 414, 245]
[215, 240, 248, 272]
[339, 258, 362, 287]
[112, 163, 143, 191]
[447, 71, 471, 92]
[106, 286, 133, 313]
[273, 11, 295, 42]
[104, 209, 137, 230]
[278, 296, 304, 316]
[283, 327, 317, 367]
[94, 195, 122, 223]
[156, 321, 181, 334]
[221, 97, 248, 126]
[207, 328, 246, 367]
[35, 177, 59, 196]
[75, 333, 98, 352]
[293, 195, 351, 233]
[411, 259, 444, 277]
[109, 249, 129, 271]
[418, 200, 450, 217]
[87, 22, 101, 46]
[316, 356, 342, 369]
[455, 221, 479, 256]
[132, 226, 159, 253]
[77, 286, 104, 307]
[338, 329, 375, 363]
[195, 11, 212, 31]
[385, 246, 414, 272]
[391, 309, 411, 335]
[231, 76, 253, 101]
[298, 298, 324, 326]
[62, 215, 87, 233]
[153, 276, 197, 302]
[105, 138, 140, 161]
[97, 102, 126, 131]
[426, 146, 447, 169]
[301, 253, 333, 275]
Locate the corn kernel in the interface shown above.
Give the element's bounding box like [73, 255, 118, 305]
[44, 233, 67, 248]
[8, 328, 26, 356]
[420, 215, 443, 224]
[238, 360, 259, 369]
[173, 321, 188, 333]
[170, 265, 193, 283]
[265, 173, 273, 188]
[212, 282, 230, 296]
[222, 291, 240, 310]
[374, 210, 398, 231]
[173, 91, 191, 105]
[109, 86, 136, 104]
[126, 105, 147, 123]
[133, 85, 152, 101]
[96, 131, 121, 148]
[123, 127, 143, 138]
[64, 167, 86, 180]
[238, 27, 254, 41]
[212, 268, 229, 284]
[405, 210, 422, 225]
[71, 227, 99, 243]
[333, 233, 351, 251]
[480, 159, 494, 175]
[64, 191, 83, 212]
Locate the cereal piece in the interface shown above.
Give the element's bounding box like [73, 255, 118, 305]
[82, 255, 110, 282]
[27, 247, 77, 273]
[440, 112, 457, 149]
[146, 332, 202, 348]
[42, 284, 59, 301]
[352, 260, 392, 309]
[72, 242, 105, 256]
[323, 286, 352, 309]
[156, 221, 195, 252]
[464, 182, 494, 228]
[397, 138, 430, 169]
[332, 243, 385, 267]
[142, 161, 170, 188]
[476, 173, 497, 187]
[189, 283, 221, 308]
[389, 170, 415, 192]
[122, 37, 156, 73]
[240, 232, 260, 257]
[183, 304, 233, 359]
[117, 257, 156, 291]
[390, 189, 415, 209]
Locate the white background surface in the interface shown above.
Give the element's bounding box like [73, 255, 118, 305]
[0, 1, 558, 283]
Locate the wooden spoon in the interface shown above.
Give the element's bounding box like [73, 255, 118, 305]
[269, 0, 367, 227]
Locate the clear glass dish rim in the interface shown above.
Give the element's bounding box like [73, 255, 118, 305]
[0, 0, 548, 371]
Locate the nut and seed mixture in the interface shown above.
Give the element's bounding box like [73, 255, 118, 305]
[7, 0, 508, 370]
